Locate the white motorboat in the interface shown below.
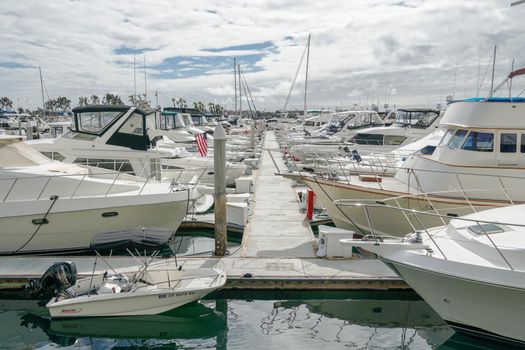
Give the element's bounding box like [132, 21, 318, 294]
[0, 135, 194, 254]
[42, 233, 226, 318]
[47, 267, 226, 318]
[341, 203, 525, 344]
[28, 105, 246, 185]
[346, 108, 442, 153]
[294, 90, 525, 235]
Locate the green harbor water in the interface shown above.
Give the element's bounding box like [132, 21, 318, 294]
[0, 235, 516, 349]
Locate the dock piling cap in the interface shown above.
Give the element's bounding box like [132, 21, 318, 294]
[214, 123, 227, 140]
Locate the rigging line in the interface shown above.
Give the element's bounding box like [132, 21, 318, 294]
[241, 69, 258, 115]
[476, 51, 495, 97]
[312, 176, 366, 235]
[12, 195, 59, 255]
[241, 77, 255, 119]
[282, 37, 309, 112]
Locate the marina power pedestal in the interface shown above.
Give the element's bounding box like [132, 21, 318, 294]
[316, 225, 355, 258]
[235, 176, 255, 193]
[227, 202, 249, 226]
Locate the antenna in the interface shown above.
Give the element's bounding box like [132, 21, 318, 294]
[39, 66, 45, 118]
[304, 34, 311, 116]
[511, 0, 525, 5]
[155, 90, 158, 107]
[489, 45, 497, 97]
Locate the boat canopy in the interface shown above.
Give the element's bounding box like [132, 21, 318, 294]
[326, 112, 383, 133]
[90, 227, 173, 252]
[393, 109, 440, 128]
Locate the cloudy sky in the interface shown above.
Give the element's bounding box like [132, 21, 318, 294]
[1, 0, 525, 111]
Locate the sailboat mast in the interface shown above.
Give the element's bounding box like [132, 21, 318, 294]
[238, 64, 242, 117]
[133, 49, 137, 105]
[234, 57, 237, 116]
[489, 45, 497, 97]
[39, 66, 45, 118]
[509, 58, 515, 97]
[144, 54, 147, 100]
[304, 34, 311, 116]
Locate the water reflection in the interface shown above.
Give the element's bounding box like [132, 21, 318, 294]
[0, 295, 520, 349]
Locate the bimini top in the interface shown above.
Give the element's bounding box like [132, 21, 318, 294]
[72, 105, 155, 116]
[450, 97, 525, 104]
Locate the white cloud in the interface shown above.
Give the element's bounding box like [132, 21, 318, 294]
[1, 0, 525, 111]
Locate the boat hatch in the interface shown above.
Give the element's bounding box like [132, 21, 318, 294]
[467, 223, 505, 235]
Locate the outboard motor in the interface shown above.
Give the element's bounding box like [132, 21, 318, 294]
[25, 262, 77, 300]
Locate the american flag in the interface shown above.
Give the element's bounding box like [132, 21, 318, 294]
[195, 133, 208, 157]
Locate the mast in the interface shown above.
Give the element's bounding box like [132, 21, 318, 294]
[304, 34, 311, 116]
[509, 58, 515, 97]
[238, 64, 242, 117]
[39, 66, 45, 118]
[234, 57, 237, 116]
[489, 45, 497, 97]
[133, 48, 137, 105]
[144, 54, 147, 100]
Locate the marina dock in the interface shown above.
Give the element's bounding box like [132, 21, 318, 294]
[0, 130, 405, 293]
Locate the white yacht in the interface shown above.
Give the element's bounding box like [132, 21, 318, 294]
[341, 204, 525, 345]
[346, 108, 442, 153]
[0, 135, 194, 254]
[296, 96, 525, 235]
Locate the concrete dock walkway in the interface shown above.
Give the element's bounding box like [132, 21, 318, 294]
[240, 131, 315, 258]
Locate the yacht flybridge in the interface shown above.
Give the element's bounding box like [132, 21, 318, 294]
[294, 96, 525, 236]
[0, 135, 194, 254]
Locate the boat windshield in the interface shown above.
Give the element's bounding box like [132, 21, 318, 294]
[345, 113, 383, 129]
[393, 110, 439, 128]
[75, 111, 123, 134]
[181, 114, 194, 127]
[326, 114, 353, 133]
[191, 115, 208, 126]
[327, 113, 383, 133]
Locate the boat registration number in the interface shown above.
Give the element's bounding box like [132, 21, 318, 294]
[158, 291, 195, 299]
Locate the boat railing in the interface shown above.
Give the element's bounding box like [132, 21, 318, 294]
[333, 201, 523, 271]
[0, 167, 195, 203]
[290, 151, 525, 203]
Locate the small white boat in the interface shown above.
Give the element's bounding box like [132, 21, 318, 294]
[46, 267, 226, 318]
[40, 231, 226, 318]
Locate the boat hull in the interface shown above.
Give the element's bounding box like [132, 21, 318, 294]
[300, 176, 504, 236]
[385, 259, 525, 343]
[47, 286, 215, 318]
[0, 194, 189, 254]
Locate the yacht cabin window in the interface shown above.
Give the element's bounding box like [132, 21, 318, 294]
[461, 131, 494, 152]
[440, 129, 456, 146]
[118, 113, 144, 136]
[76, 111, 123, 134]
[447, 129, 468, 149]
[384, 135, 406, 146]
[521, 134, 525, 153]
[500, 133, 517, 153]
